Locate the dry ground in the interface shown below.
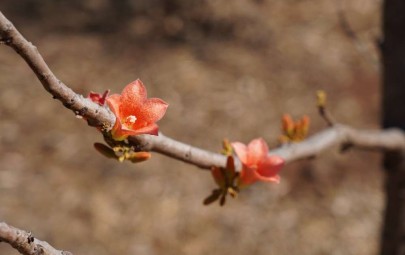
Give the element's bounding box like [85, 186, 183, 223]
[0, 1, 383, 254]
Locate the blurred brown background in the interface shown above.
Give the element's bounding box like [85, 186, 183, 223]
[0, 0, 382, 254]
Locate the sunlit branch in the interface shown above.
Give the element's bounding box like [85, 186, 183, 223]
[0, 222, 72, 255]
[0, 11, 404, 173]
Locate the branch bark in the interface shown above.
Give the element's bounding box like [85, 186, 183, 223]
[0, 12, 114, 128]
[0, 222, 72, 255]
[272, 125, 405, 163]
[1, 11, 405, 172]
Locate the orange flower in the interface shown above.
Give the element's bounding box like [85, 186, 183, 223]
[106, 79, 168, 140]
[231, 138, 284, 186]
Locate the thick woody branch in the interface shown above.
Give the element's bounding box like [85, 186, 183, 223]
[0, 11, 404, 171]
[0, 222, 72, 255]
[0, 12, 114, 128]
[129, 134, 228, 169]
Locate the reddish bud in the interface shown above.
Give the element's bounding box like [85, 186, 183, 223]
[282, 114, 295, 137]
[88, 90, 110, 106]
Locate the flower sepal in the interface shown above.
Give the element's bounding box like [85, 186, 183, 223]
[204, 156, 239, 206]
[94, 140, 151, 164]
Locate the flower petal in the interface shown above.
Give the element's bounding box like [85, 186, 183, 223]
[239, 167, 281, 186]
[120, 79, 147, 115]
[110, 117, 127, 141]
[110, 118, 159, 140]
[254, 173, 281, 184]
[122, 79, 147, 101]
[106, 94, 122, 116]
[238, 166, 259, 186]
[131, 123, 160, 136]
[247, 138, 268, 165]
[257, 155, 284, 178]
[139, 98, 169, 123]
[231, 142, 248, 164]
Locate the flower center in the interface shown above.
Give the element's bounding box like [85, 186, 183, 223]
[124, 115, 137, 125]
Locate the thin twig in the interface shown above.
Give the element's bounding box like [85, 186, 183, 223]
[318, 106, 335, 127]
[271, 124, 405, 163]
[336, 2, 379, 69]
[0, 222, 72, 255]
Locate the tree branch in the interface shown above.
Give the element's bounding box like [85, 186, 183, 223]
[272, 124, 405, 163]
[0, 222, 72, 255]
[0, 11, 114, 128]
[0, 11, 404, 172]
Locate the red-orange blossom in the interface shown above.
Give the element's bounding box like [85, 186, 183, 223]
[232, 138, 284, 186]
[106, 79, 168, 140]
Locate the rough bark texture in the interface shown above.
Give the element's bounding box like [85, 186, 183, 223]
[381, 0, 405, 254]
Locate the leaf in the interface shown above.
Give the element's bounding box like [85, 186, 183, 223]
[94, 143, 118, 159]
[203, 189, 222, 206]
[219, 193, 227, 206]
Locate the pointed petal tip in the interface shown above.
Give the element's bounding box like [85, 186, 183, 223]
[247, 138, 269, 164]
[272, 175, 281, 184]
[231, 141, 248, 163]
[248, 138, 269, 153]
[269, 155, 285, 166]
[106, 94, 122, 114]
[121, 79, 147, 105]
[256, 174, 281, 184]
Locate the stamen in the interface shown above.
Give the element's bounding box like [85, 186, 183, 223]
[125, 115, 137, 124]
